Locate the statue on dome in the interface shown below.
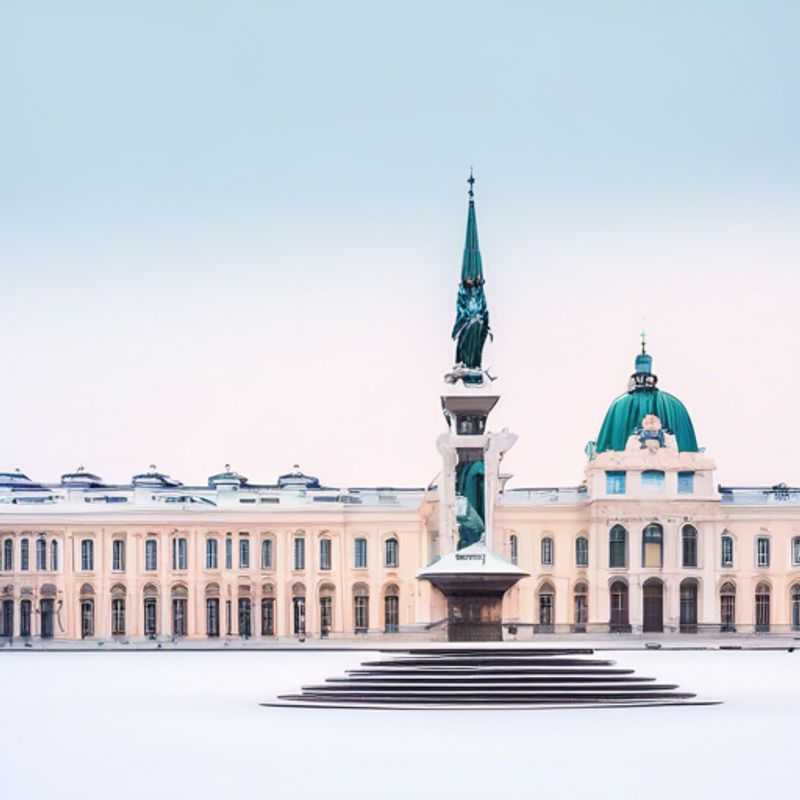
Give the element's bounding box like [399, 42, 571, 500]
[636, 414, 666, 451]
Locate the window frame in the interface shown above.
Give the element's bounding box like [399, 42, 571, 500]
[540, 536, 554, 567]
[677, 471, 695, 495]
[145, 539, 158, 571]
[384, 537, 399, 569]
[80, 539, 94, 572]
[609, 525, 627, 569]
[756, 536, 770, 568]
[681, 525, 698, 568]
[293, 536, 306, 571]
[354, 537, 368, 569]
[721, 534, 734, 567]
[206, 537, 218, 570]
[112, 539, 126, 572]
[319, 538, 332, 571]
[605, 471, 626, 495]
[575, 536, 589, 568]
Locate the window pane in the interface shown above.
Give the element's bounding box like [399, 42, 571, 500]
[641, 470, 665, 491]
[606, 471, 626, 495]
[294, 538, 305, 571]
[320, 539, 331, 571]
[355, 538, 367, 569]
[678, 471, 695, 494]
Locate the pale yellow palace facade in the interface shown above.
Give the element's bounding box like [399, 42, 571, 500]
[2, 347, 800, 642]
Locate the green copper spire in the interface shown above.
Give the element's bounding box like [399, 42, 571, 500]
[450, 171, 491, 384]
[461, 169, 484, 283]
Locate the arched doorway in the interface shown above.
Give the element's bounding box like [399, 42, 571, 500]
[720, 582, 736, 632]
[537, 583, 555, 633]
[573, 582, 588, 633]
[609, 580, 629, 632]
[792, 584, 800, 631]
[79, 583, 95, 639]
[40, 584, 57, 639]
[353, 583, 369, 634]
[292, 583, 306, 637]
[679, 579, 698, 632]
[642, 578, 664, 633]
[319, 583, 335, 638]
[755, 582, 770, 632]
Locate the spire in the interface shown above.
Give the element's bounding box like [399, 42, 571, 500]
[461, 169, 484, 284]
[630, 333, 657, 390]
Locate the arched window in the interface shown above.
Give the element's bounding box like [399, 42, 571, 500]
[353, 584, 369, 633]
[573, 582, 588, 631]
[354, 538, 368, 569]
[679, 579, 698, 632]
[384, 537, 399, 568]
[319, 583, 335, 637]
[610, 580, 629, 631]
[293, 535, 305, 571]
[721, 534, 734, 567]
[112, 540, 126, 572]
[537, 583, 555, 631]
[609, 526, 627, 568]
[261, 538, 273, 570]
[319, 538, 332, 571]
[145, 539, 158, 571]
[575, 536, 589, 568]
[509, 534, 518, 566]
[3, 538, 13, 571]
[80, 539, 93, 571]
[793, 537, 800, 567]
[755, 582, 770, 632]
[172, 537, 188, 571]
[681, 525, 698, 567]
[50, 540, 59, 572]
[384, 585, 399, 633]
[206, 537, 218, 570]
[143, 584, 158, 637]
[792, 584, 800, 630]
[35, 537, 47, 570]
[20, 599, 32, 637]
[541, 537, 554, 567]
[642, 523, 663, 568]
[20, 538, 30, 571]
[720, 581, 736, 632]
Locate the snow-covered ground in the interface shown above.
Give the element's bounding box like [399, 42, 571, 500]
[1, 649, 797, 799]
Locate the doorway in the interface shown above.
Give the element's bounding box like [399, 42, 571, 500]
[642, 579, 664, 633]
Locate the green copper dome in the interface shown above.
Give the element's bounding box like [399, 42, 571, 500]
[595, 348, 698, 453]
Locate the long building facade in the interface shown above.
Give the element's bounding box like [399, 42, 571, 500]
[2, 190, 800, 642]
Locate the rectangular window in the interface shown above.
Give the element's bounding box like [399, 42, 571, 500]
[36, 538, 47, 570]
[145, 539, 158, 571]
[261, 539, 273, 570]
[756, 537, 770, 568]
[3, 539, 13, 571]
[206, 538, 218, 570]
[354, 596, 369, 632]
[225, 536, 233, 570]
[678, 471, 695, 494]
[50, 541, 59, 572]
[112, 540, 126, 571]
[319, 538, 332, 571]
[606, 471, 626, 495]
[793, 538, 800, 567]
[641, 470, 665, 491]
[239, 537, 250, 569]
[354, 538, 368, 569]
[293, 537, 305, 571]
[172, 538, 187, 570]
[80, 539, 93, 571]
[541, 538, 553, 567]
[576, 537, 589, 567]
[20, 539, 30, 571]
[721, 536, 734, 567]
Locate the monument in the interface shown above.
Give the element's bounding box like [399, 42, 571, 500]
[418, 172, 528, 641]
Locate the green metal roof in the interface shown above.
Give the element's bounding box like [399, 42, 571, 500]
[595, 349, 698, 453]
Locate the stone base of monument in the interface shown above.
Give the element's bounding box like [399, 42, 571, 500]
[416, 541, 529, 642]
[264, 647, 719, 709]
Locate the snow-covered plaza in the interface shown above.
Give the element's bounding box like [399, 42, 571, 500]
[1, 647, 797, 799]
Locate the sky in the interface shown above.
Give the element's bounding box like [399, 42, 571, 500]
[1, 2, 799, 489]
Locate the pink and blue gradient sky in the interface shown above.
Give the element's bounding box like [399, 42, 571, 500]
[2, 2, 799, 488]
